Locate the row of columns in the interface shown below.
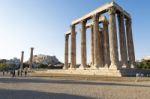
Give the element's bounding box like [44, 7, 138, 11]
[64, 7, 135, 70]
[20, 48, 34, 71]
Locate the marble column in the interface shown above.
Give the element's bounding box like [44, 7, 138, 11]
[108, 7, 119, 69]
[126, 18, 135, 68]
[80, 20, 87, 69]
[29, 47, 34, 70]
[70, 25, 76, 69]
[98, 28, 104, 67]
[20, 51, 24, 70]
[91, 25, 94, 66]
[118, 13, 128, 68]
[64, 34, 69, 69]
[92, 14, 100, 69]
[103, 18, 110, 68]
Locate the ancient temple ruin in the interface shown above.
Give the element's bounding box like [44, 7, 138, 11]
[64, 2, 135, 70]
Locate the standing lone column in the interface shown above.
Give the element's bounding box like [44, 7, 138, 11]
[64, 34, 69, 69]
[91, 25, 94, 66]
[91, 14, 100, 69]
[108, 7, 119, 69]
[20, 51, 24, 70]
[118, 13, 128, 68]
[103, 18, 110, 68]
[29, 47, 34, 70]
[80, 20, 87, 69]
[70, 25, 76, 69]
[126, 18, 135, 68]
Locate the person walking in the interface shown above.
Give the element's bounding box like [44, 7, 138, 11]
[2, 70, 5, 76]
[24, 67, 28, 77]
[21, 70, 23, 77]
[17, 70, 20, 77]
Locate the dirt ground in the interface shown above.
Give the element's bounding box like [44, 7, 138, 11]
[0, 72, 150, 99]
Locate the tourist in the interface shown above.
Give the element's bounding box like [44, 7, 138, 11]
[13, 70, 16, 77]
[2, 70, 5, 76]
[24, 67, 27, 77]
[25, 70, 27, 77]
[21, 70, 23, 77]
[17, 70, 20, 76]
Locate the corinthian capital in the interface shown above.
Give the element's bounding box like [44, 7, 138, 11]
[92, 14, 99, 23]
[126, 18, 132, 25]
[108, 7, 116, 15]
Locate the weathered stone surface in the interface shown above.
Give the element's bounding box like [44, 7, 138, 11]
[92, 14, 100, 69]
[118, 13, 128, 68]
[91, 25, 94, 66]
[98, 28, 104, 67]
[20, 51, 24, 70]
[70, 25, 76, 69]
[29, 47, 34, 69]
[103, 18, 110, 68]
[79, 20, 87, 69]
[64, 34, 69, 69]
[126, 18, 135, 68]
[71, 2, 130, 25]
[108, 7, 119, 69]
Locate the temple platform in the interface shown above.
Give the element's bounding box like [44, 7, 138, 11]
[33, 68, 150, 77]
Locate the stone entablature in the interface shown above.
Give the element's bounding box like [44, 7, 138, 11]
[71, 2, 130, 25]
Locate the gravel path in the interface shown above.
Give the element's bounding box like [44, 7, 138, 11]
[0, 74, 150, 99]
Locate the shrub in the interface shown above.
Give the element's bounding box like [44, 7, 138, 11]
[0, 64, 9, 71]
[137, 60, 150, 69]
[38, 64, 48, 68]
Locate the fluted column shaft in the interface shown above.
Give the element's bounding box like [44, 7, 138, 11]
[70, 25, 76, 69]
[98, 28, 104, 67]
[126, 18, 135, 68]
[103, 19, 110, 67]
[118, 13, 128, 68]
[80, 20, 87, 69]
[29, 48, 34, 69]
[64, 34, 69, 69]
[92, 14, 100, 69]
[109, 7, 119, 69]
[91, 25, 94, 66]
[20, 51, 24, 70]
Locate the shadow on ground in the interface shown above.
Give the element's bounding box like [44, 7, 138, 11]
[0, 77, 150, 88]
[0, 88, 93, 99]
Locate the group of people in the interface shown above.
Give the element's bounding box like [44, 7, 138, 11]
[2, 69, 28, 77]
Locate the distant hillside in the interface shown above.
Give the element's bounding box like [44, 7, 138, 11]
[143, 55, 150, 60]
[29, 54, 61, 65]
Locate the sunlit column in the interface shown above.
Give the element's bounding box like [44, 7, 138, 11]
[79, 20, 87, 69]
[108, 7, 119, 69]
[64, 34, 69, 69]
[29, 47, 34, 70]
[126, 18, 136, 68]
[103, 18, 110, 68]
[70, 25, 76, 69]
[20, 51, 24, 70]
[118, 13, 128, 68]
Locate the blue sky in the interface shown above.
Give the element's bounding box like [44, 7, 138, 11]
[0, 0, 149, 63]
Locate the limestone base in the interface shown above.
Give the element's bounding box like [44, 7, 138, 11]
[78, 65, 86, 70]
[34, 68, 150, 77]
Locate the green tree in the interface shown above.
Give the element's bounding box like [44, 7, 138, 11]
[0, 64, 9, 71]
[137, 59, 150, 69]
[38, 64, 48, 68]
